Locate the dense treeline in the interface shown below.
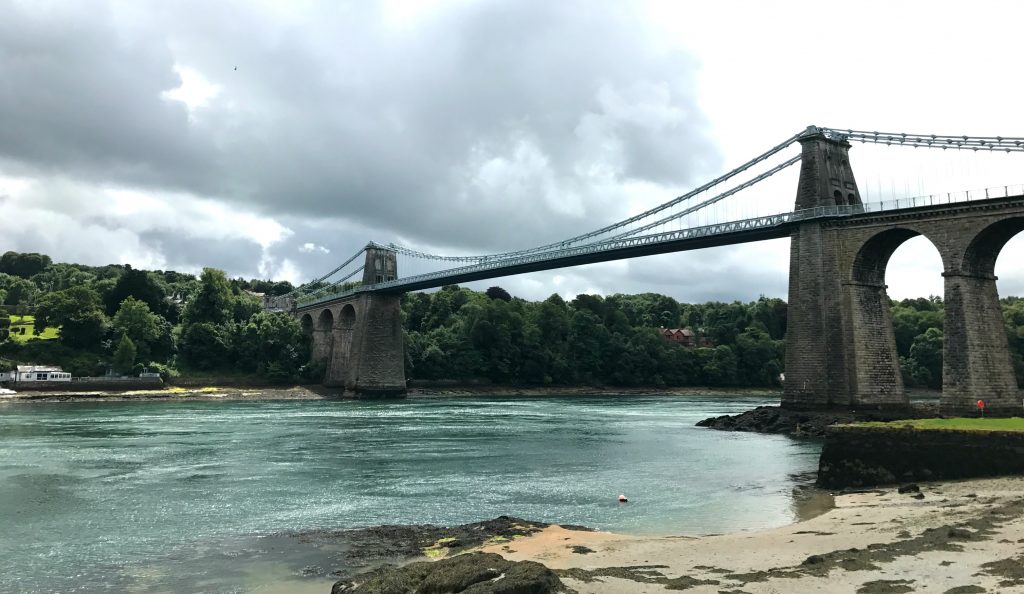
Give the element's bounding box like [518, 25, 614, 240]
[403, 287, 788, 387]
[893, 296, 1024, 389]
[0, 251, 310, 382]
[2, 249, 1023, 389]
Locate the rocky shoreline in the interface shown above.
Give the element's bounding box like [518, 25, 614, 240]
[695, 404, 938, 437]
[271, 516, 588, 593]
[281, 477, 1024, 594]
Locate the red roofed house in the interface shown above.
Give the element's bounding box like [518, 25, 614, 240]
[659, 327, 713, 348]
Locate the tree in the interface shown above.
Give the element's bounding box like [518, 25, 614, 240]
[735, 325, 784, 386]
[568, 309, 609, 382]
[105, 265, 167, 315]
[907, 327, 943, 389]
[485, 286, 512, 302]
[0, 251, 51, 278]
[0, 309, 9, 342]
[112, 297, 162, 361]
[232, 312, 309, 378]
[0, 274, 38, 307]
[182, 268, 234, 326]
[112, 334, 137, 374]
[34, 286, 108, 348]
[179, 322, 232, 369]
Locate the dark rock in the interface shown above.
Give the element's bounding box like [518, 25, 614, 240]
[697, 405, 936, 438]
[856, 579, 914, 594]
[911, 493, 925, 500]
[568, 545, 594, 554]
[897, 484, 920, 494]
[291, 515, 549, 571]
[332, 552, 564, 594]
[802, 554, 825, 565]
[946, 527, 975, 540]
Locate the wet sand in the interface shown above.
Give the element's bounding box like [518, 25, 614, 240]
[474, 476, 1024, 593]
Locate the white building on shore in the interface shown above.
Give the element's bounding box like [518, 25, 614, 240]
[12, 365, 72, 382]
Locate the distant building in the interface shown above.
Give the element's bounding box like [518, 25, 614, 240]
[659, 327, 713, 348]
[13, 365, 71, 382]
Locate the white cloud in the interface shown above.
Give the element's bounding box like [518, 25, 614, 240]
[161, 65, 221, 117]
[298, 242, 330, 254]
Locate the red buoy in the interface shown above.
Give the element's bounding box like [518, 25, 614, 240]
[618, 494, 628, 503]
[977, 399, 985, 409]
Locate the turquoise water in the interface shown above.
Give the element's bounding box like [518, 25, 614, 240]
[0, 395, 821, 593]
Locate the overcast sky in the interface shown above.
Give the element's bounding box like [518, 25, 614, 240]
[2, 0, 1023, 303]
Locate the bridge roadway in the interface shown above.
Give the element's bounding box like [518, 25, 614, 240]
[292, 127, 1024, 415]
[295, 190, 1024, 310]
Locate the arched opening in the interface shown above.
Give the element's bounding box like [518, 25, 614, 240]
[316, 309, 334, 333]
[883, 234, 945, 395]
[310, 309, 335, 366]
[848, 229, 944, 403]
[300, 314, 313, 337]
[339, 304, 356, 329]
[962, 218, 1024, 278]
[833, 189, 844, 206]
[952, 217, 1024, 404]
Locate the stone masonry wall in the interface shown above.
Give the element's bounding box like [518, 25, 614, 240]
[818, 425, 1024, 489]
[785, 190, 1024, 415]
[348, 293, 405, 395]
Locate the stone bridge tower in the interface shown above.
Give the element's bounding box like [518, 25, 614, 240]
[783, 127, 898, 409]
[783, 126, 1023, 415]
[301, 245, 405, 397]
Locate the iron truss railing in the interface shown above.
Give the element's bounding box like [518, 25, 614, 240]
[294, 184, 1024, 310]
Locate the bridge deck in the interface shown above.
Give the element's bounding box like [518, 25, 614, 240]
[295, 191, 1024, 312]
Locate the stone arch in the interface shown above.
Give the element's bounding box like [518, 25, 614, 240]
[942, 216, 1024, 415]
[316, 308, 334, 332]
[300, 313, 313, 337]
[844, 227, 944, 406]
[850, 228, 936, 286]
[310, 308, 335, 364]
[960, 217, 1024, 278]
[339, 304, 356, 329]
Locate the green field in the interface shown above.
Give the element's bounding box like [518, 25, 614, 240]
[850, 417, 1024, 432]
[8, 315, 59, 343]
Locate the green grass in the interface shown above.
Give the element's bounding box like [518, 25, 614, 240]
[7, 315, 59, 343]
[849, 417, 1024, 432]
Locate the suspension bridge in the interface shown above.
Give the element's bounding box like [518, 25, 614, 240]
[284, 125, 1024, 416]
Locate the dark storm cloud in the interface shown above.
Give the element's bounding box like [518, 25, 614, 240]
[0, 2, 215, 190]
[0, 0, 719, 258]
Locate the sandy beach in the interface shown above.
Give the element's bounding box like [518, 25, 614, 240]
[472, 477, 1024, 593]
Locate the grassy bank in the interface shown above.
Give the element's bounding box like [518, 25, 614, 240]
[849, 417, 1024, 432]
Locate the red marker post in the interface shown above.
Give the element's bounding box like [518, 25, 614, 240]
[977, 399, 985, 418]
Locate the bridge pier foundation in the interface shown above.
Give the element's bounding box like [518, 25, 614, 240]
[843, 281, 906, 407]
[317, 294, 406, 397]
[942, 272, 1020, 416]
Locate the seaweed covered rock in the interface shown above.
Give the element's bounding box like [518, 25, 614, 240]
[331, 552, 565, 594]
[696, 406, 935, 437]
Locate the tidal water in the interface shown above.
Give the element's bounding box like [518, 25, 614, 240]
[0, 395, 821, 593]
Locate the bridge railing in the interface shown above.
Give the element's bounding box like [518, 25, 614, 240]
[294, 183, 1024, 309]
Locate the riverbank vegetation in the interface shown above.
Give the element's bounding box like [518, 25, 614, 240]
[1, 250, 1023, 389]
[0, 251, 311, 382]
